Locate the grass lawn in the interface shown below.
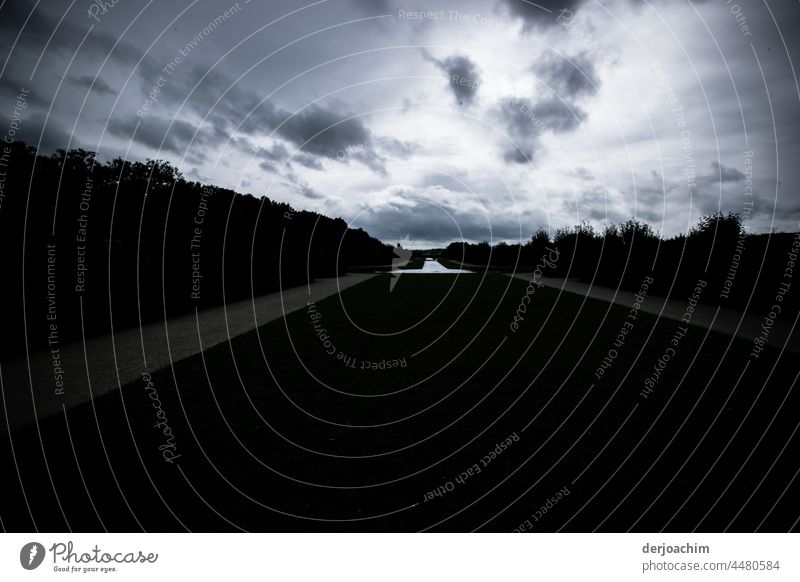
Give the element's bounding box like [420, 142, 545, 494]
[3, 273, 798, 532]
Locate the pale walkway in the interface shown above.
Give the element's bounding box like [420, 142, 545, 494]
[1, 274, 375, 432]
[509, 274, 799, 354]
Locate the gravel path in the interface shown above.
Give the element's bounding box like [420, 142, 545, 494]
[1, 274, 375, 432]
[509, 274, 799, 354]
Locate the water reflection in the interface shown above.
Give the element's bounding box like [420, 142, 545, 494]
[388, 258, 473, 274]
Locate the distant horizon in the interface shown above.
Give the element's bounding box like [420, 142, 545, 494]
[14, 139, 797, 250]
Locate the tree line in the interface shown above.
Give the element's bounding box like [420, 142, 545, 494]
[0, 142, 392, 358]
[444, 214, 800, 313]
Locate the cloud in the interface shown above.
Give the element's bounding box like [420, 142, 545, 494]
[561, 184, 629, 223]
[185, 167, 211, 183]
[0, 112, 73, 152]
[132, 65, 384, 172]
[425, 53, 481, 106]
[282, 172, 325, 199]
[615, 164, 786, 235]
[418, 172, 472, 192]
[0, 76, 47, 107]
[626, 0, 711, 6]
[254, 141, 290, 163]
[233, 138, 324, 172]
[710, 160, 745, 183]
[532, 51, 600, 99]
[0, 1, 140, 64]
[350, 0, 394, 14]
[376, 137, 419, 159]
[141, 66, 285, 142]
[494, 97, 544, 163]
[237, 139, 289, 173]
[68, 75, 116, 97]
[3, 0, 797, 240]
[527, 97, 587, 131]
[276, 104, 392, 172]
[498, 0, 586, 30]
[108, 116, 209, 155]
[494, 96, 587, 163]
[352, 195, 525, 244]
[571, 167, 595, 180]
[492, 49, 599, 165]
[279, 104, 372, 160]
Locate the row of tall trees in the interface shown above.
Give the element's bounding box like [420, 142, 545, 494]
[444, 214, 799, 312]
[0, 142, 392, 358]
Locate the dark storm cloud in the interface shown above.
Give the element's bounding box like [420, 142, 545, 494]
[0, 2, 57, 50]
[494, 47, 598, 165]
[497, 98, 540, 136]
[114, 53, 396, 174]
[0, 112, 74, 152]
[532, 51, 600, 99]
[141, 65, 385, 171]
[498, 0, 586, 30]
[172, 68, 286, 144]
[0, 1, 140, 64]
[252, 140, 324, 172]
[253, 142, 289, 172]
[528, 97, 587, 131]
[289, 151, 325, 171]
[494, 96, 587, 163]
[280, 105, 390, 171]
[495, 96, 545, 163]
[279, 105, 371, 160]
[0, 1, 145, 152]
[231, 137, 289, 172]
[502, 144, 537, 164]
[710, 160, 745, 183]
[425, 53, 481, 106]
[0, 76, 48, 107]
[107, 116, 211, 156]
[350, 0, 395, 14]
[68, 75, 116, 97]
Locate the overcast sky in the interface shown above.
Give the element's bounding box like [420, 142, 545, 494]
[2, 0, 799, 246]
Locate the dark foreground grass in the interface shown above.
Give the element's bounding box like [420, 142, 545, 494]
[2, 273, 799, 532]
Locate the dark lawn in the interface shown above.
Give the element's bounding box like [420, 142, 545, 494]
[2, 273, 798, 532]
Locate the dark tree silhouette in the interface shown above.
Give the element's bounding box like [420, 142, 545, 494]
[0, 142, 393, 358]
[442, 212, 798, 314]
